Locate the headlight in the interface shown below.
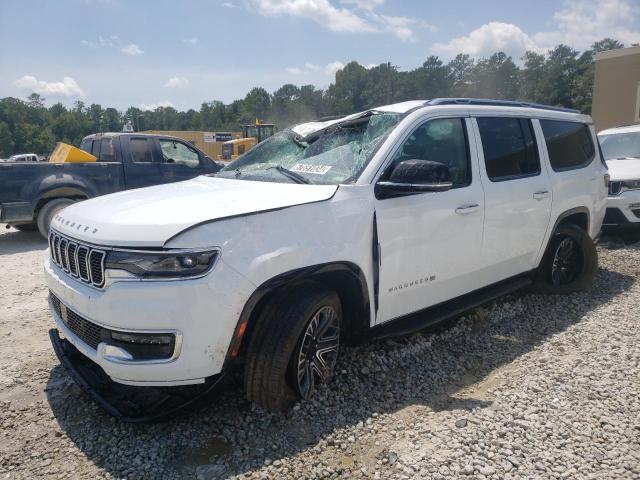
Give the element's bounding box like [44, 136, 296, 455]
[105, 249, 219, 279]
[622, 179, 640, 190]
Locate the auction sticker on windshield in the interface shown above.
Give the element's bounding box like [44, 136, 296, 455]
[291, 164, 332, 175]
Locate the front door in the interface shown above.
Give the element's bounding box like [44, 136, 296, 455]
[375, 117, 486, 324]
[472, 116, 552, 280]
[157, 138, 206, 183]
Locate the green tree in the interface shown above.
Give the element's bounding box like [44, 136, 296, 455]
[0, 121, 14, 157]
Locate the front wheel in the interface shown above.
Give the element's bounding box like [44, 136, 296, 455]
[532, 224, 597, 294]
[244, 283, 342, 411]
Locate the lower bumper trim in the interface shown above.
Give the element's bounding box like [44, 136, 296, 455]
[49, 329, 225, 423]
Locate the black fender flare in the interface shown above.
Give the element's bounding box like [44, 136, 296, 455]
[223, 261, 371, 368]
[550, 206, 590, 236]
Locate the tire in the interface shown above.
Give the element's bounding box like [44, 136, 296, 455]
[36, 198, 75, 238]
[244, 282, 342, 411]
[532, 224, 597, 294]
[13, 223, 38, 232]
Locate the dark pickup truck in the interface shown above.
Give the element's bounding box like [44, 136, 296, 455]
[0, 133, 221, 237]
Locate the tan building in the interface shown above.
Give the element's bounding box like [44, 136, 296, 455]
[143, 130, 242, 160]
[592, 45, 640, 132]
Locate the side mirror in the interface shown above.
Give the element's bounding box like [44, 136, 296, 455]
[375, 159, 453, 198]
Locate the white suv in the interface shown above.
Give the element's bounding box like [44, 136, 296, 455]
[45, 99, 608, 418]
[598, 124, 640, 227]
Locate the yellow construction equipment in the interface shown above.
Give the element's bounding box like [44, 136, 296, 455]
[49, 142, 97, 163]
[221, 119, 276, 161]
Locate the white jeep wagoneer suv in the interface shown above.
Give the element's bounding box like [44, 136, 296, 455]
[598, 123, 640, 227]
[45, 99, 608, 418]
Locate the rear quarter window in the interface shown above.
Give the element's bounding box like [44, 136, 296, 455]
[540, 120, 595, 171]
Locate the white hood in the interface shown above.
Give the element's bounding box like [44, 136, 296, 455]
[605, 158, 640, 181]
[51, 176, 337, 247]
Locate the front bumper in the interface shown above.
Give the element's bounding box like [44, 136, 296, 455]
[50, 329, 225, 422]
[44, 254, 254, 386]
[604, 189, 640, 226]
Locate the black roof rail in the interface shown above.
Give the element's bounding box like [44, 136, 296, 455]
[426, 98, 581, 114]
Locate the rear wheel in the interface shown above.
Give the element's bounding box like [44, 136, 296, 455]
[244, 282, 342, 411]
[37, 198, 75, 238]
[533, 224, 597, 293]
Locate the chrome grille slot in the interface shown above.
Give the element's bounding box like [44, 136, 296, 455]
[609, 181, 622, 196]
[68, 242, 78, 276]
[59, 238, 69, 271]
[49, 230, 106, 288]
[89, 250, 105, 287]
[77, 246, 90, 281]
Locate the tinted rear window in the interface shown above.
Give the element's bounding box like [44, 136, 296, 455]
[540, 120, 595, 171]
[130, 138, 156, 163]
[477, 117, 540, 181]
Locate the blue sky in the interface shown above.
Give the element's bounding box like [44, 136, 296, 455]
[0, 0, 638, 111]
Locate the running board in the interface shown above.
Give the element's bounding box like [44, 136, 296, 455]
[369, 273, 534, 339]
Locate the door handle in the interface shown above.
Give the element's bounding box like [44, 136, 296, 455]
[455, 204, 479, 215]
[533, 190, 550, 200]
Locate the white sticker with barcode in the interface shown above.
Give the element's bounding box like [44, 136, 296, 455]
[290, 164, 332, 175]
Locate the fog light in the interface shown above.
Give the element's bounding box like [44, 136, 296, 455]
[109, 331, 175, 360]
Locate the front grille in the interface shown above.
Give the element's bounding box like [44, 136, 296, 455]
[49, 230, 106, 288]
[609, 181, 622, 196]
[50, 292, 105, 350]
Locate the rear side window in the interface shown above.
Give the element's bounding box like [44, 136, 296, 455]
[80, 139, 94, 155]
[95, 138, 115, 162]
[477, 117, 540, 181]
[130, 138, 156, 163]
[540, 120, 595, 171]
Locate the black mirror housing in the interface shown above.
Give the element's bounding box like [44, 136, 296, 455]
[376, 159, 453, 199]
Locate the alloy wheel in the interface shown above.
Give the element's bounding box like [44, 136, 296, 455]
[551, 236, 582, 286]
[295, 306, 340, 400]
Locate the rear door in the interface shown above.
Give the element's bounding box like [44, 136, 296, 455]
[472, 116, 552, 281]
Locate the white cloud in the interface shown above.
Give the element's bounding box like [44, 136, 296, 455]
[249, 0, 375, 33]
[164, 76, 189, 88]
[433, 0, 640, 58]
[305, 62, 321, 71]
[433, 22, 541, 58]
[13, 75, 86, 97]
[325, 61, 345, 75]
[139, 100, 175, 111]
[286, 67, 305, 75]
[182, 37, 198, 45]
[249, 0, 434, 41]
[365, 63, 378, 69]
[121, 43, 143, 55]
[80, 35, 119, 48]
[341, 0, 384, 9]
[222, 1, 235, 7]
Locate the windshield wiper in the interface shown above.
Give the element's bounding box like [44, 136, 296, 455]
[266, 165, 313, 184]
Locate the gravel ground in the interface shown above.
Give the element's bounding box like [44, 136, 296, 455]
[0, 225, 639, 480]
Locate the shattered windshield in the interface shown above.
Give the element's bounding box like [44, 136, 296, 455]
[217, 112, 402, 185]
[599, 132, 640, 160]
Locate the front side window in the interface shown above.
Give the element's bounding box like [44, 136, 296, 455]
[540, 120, 595, 171]
[599, 132, 640, 161]
[217, 112, 402, 185]
[386, 118, 470, 187]
[477, 117, 540, 181]
[159, 140, 200, 168]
